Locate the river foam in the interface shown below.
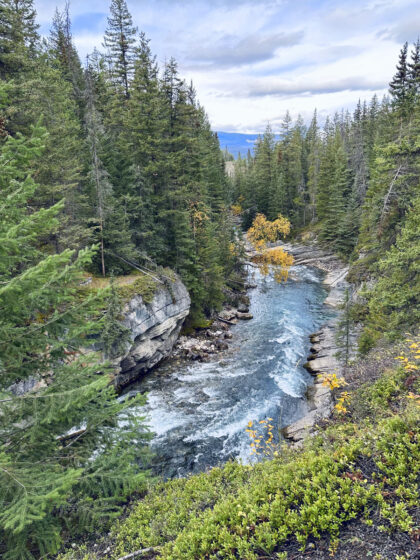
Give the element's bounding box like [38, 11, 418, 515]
[125, 265, 334, 478]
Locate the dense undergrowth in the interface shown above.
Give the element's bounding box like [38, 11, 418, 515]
[59, 339, 419, 560]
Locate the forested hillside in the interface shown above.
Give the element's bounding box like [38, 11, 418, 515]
[231, 41, 419, 348]
[0, 0, 241, 321]
[0, 1, 242, 558]
[0, 1, 419, 559]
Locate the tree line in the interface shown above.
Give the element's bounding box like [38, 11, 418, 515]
[0, 0, 242, 321]
[0, 1, 242, 558]
[231, 40, 419, 348]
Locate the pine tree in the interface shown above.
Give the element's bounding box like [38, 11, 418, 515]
[408, 38, 420, 97]
[0, 118, 150, 560]
[0, 0, 38, 79]
[103, 0, 137, 98]
[389, 42, 410, 109]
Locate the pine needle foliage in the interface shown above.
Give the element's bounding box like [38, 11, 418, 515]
[0, 115, 151, 560]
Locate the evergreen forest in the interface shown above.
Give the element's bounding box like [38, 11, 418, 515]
[231, 41, 420, 347]
[0, 1, 419, 559]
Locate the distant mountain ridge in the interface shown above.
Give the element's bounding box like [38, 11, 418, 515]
[217, 131, 260, 158]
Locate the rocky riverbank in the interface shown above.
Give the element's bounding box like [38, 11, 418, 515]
[277, 241, 350, 444]
[173, 302, 254, 361]
[114, 238, 349, 445]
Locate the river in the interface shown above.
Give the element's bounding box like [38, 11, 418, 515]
[123, 265, 334, 478]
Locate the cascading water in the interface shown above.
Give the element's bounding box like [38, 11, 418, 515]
[123, 265, 334, 478]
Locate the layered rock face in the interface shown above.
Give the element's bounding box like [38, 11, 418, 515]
[114, 277, 190, 389]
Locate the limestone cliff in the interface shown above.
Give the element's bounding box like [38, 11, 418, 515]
[114, 276, 190, 388]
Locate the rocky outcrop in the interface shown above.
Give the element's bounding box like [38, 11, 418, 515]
[114, 277, 190, 389]
[280, 241, 350, 444]
[173, 308, 250, 362]
[304, 323, 342, 376]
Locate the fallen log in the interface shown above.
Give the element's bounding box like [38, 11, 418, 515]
[116, 547, 159, 560]
[217, 316, 236, 325]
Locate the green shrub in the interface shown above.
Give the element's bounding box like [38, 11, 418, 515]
[111, 408, 419, 560]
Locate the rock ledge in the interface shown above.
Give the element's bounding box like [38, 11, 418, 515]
[114, 276, 190, 388]
[281, 241, 349, 444]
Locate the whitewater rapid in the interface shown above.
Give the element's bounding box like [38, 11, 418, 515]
[124, 265, 334, 478]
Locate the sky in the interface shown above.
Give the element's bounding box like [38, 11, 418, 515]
[33, 0, 420, 133]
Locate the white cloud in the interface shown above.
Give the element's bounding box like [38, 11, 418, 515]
[33, 0, 419, 131]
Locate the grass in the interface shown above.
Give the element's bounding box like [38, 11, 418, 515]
[81, 271, 159, 304]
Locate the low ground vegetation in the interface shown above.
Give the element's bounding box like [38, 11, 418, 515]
[59, 338, 419, 560]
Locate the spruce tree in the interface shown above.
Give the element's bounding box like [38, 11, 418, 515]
[287, 118, 306, 226]
[316, 118, 335, 223]
[124, 32, 161, 252]
[12, 57, 92, 251]
[0, 0, 38, 79]
[362, 191, 420, 346]
[389, 42, 409, 109]
[253, 125, 275, 218]
[84, 67, 136, 275]
[101, 278, 131, 358]
[0, 118, 150, 560]
[305, 110, 320, 222]
[49, 3, 85, 111]
[359, 93, 420, 253]
[318, 128, 350, 249]
[336, 288, 353, 365]
[103, 0, 137, 98]
[408, 38, 420, 97]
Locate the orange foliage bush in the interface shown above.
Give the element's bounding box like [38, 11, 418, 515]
[247, 213, 293, 282]
[231, 204, 242, 216]
[247, 213, 291, 250]
[252, 247, 294, 281]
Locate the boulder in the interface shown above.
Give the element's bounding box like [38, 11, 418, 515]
[236, 311, 253, 320]
[282, 410, 319, 442]
[215, 339, 229, 351]
[218, 309, 238, 322]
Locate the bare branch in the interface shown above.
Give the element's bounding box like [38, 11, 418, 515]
[380, 164, 403, 222]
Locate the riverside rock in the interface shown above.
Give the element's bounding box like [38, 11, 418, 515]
[236, 311, 253, 320]
[114, 276, 190, 389]
[218, 308, 238, 322]
[280, 239, 350, 444]
[283, 322, 340, 444]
